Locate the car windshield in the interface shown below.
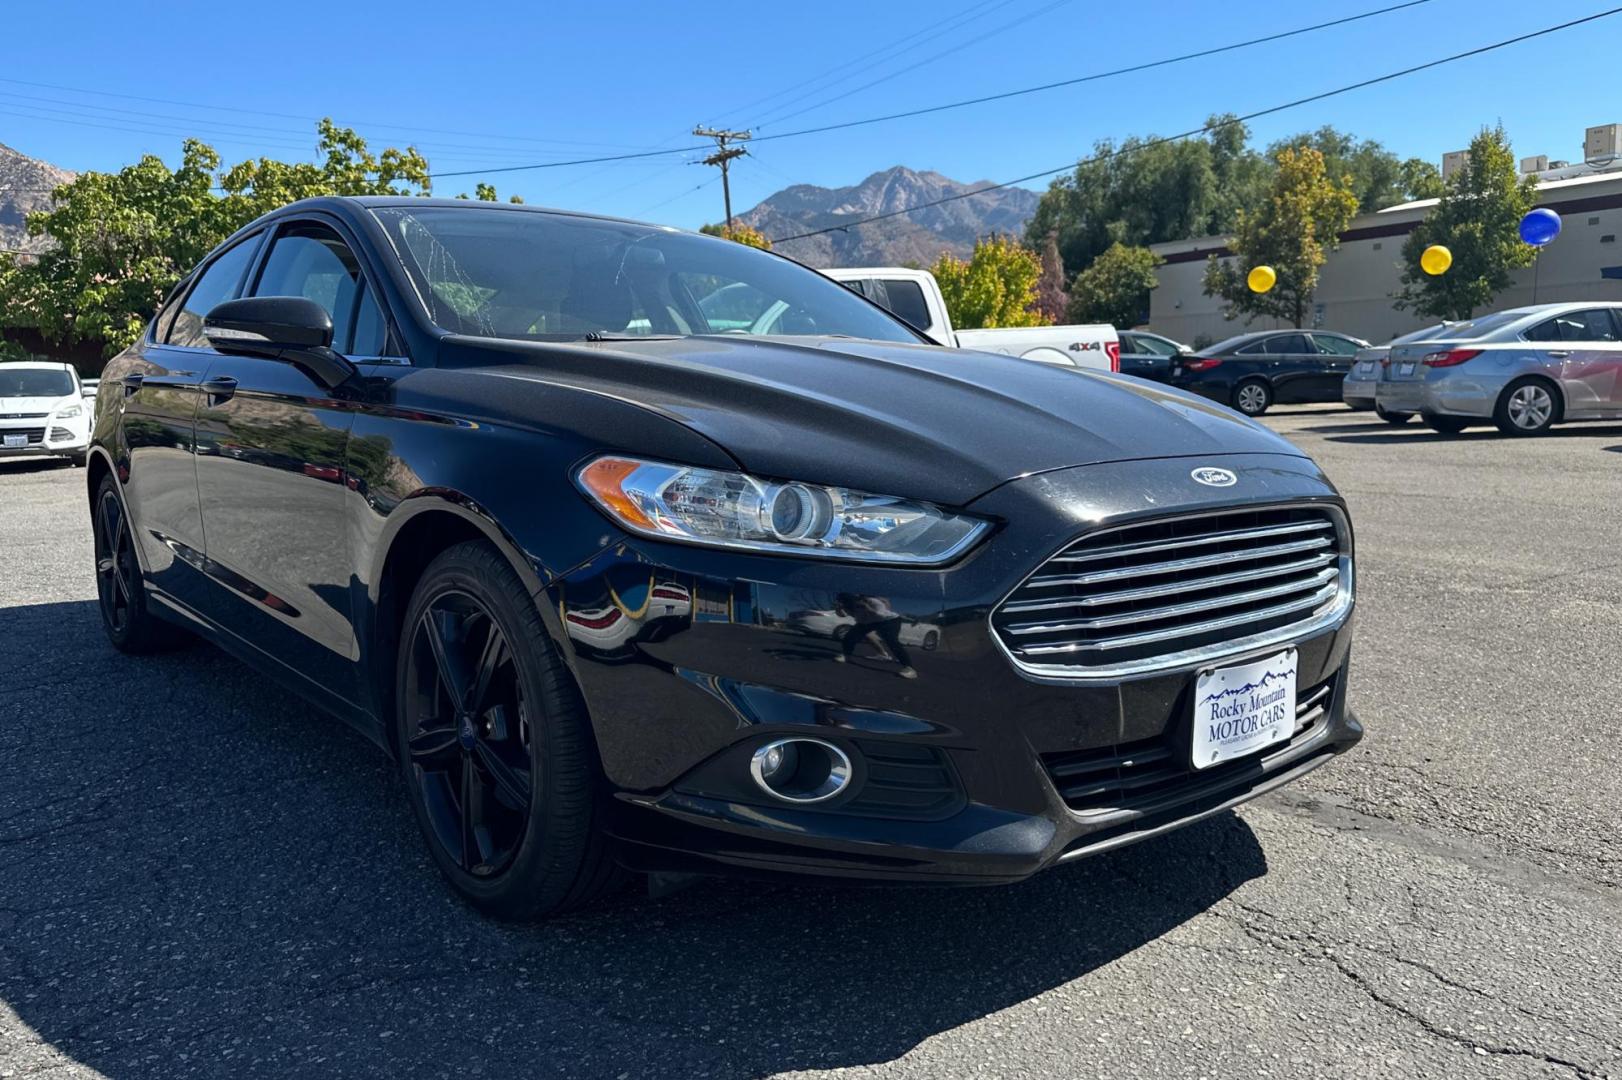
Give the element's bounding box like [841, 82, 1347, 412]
[370, 206, 921, 345]
[0, 368, 73, 397]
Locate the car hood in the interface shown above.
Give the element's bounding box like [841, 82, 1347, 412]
[463, 335, 1306, 506]
[0, 396, 72, 416]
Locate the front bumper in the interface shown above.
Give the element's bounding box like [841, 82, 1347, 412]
[0, 418, 88, 457]
[549, 453, 1359, 884]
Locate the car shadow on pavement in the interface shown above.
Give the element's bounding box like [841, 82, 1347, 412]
[0, 457, 77, 476]
[0, 599, 1266, 1079]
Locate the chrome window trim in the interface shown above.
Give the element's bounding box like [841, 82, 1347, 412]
[989, 502, 1354, 682]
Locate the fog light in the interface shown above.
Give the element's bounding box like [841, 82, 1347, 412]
[749, 738, 852, 804]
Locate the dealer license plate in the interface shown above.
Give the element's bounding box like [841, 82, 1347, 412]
[1398, 362, 1416, 377]
[2, 434, 26, 449]
[1191, 649, 1297, 769]
[1358, 361, 1375, 374]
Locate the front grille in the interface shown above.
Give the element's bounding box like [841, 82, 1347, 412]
[1042, 675, 1334, 814]
[992, 505, 1349, 676]
[48, 427, 73, 442]
[1, 427, 46, 446]
[0, 412, 47, 420]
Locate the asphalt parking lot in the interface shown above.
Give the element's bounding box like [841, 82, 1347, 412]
[2, 406, 1619, 1079]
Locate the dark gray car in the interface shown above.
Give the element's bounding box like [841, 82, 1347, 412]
[1117, 330, 1187, 383]
[1171, 329, 1370, 416]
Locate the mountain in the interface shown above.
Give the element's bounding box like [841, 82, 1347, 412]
[0, 142, 74, 254]
[732, 166, 1039, 268]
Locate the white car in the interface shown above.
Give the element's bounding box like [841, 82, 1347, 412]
[823, 267, 1119, 371]
[0, 361, 91, 466]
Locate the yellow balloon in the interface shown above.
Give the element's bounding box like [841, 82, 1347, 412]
[1421, 244, 1452, 276]
[1247, 265, 1277, 293]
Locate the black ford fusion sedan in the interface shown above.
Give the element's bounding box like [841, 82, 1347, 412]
[87, 197, 1359, 919]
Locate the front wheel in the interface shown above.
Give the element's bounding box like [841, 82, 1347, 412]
[1375, 405, 1413, 425]
[1494, 378, 1558, 436]
[1232, 379, 1272, 417]
[397, 541, 622, 920]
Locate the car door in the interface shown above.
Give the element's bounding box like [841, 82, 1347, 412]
[1522, 308, 1622, 415]
[1309, 333, 1362, 400]
[1260, 333, 1315, 402]
[1121, 332, 1179, 382]
[192, 217, 394, 703]
[119, 232, 263, 609]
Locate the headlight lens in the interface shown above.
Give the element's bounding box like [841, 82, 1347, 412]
[56, 404, 82, 419]
[577, 456, 989, 565]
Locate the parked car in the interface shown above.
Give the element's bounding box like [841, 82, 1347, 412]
[89, 197, 1359, 918]
[81, 377, 100, 399]
[823, 267, 1119, 372]
[1377, 302, 1622, 436]
[1116, 330, 1189, 383]
[1342, 324, 1455, 423]
[0, 360, 89, 466]
[1171, 329, 1370, 416]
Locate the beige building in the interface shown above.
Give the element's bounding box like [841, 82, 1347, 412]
[1146, 167, 1622, 347]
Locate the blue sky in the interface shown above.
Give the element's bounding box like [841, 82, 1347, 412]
[3, 0, 1618, 230]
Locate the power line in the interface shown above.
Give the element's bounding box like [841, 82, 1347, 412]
[769, 6, 1622, 243]
[422, 0, 1441, 180]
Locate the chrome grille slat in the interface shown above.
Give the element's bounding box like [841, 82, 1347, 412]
[1019, 583, 1339, 656]
[992, 506, 1352, 676]
[1048, 519, 1334, 564]
[1000, 552, 1337, 614]
[1024, 535, 1333, 589]
[1002, 566, 1339, 636]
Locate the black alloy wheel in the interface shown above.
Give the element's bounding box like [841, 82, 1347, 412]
[403, 589, 533, 880]
[92, 475, 181, 653]
[396, 542, 622, 919]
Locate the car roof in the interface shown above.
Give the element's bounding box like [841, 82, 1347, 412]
[0, 360, 73, 372]
[280, 194, 685, 235]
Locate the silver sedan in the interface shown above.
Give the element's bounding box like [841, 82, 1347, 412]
[1374, 302, 1622, 436]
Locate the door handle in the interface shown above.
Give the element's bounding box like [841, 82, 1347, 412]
[201, 376, 239, 403]
[1547, 350, 1572, 359]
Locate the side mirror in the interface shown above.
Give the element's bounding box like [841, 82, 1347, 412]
[203, 296, 356, 389]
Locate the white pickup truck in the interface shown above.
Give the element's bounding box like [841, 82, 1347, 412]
[823, 267, 1119, 372]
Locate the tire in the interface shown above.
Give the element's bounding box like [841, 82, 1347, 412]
[1232, 379, 1272, 417]
[91, 476, 185, 653]
[1422, 413, 1469, 435]
[1374, 405, 1413, 426]
[1493, 378, 1559, 437]
[396, 541, 623, 920]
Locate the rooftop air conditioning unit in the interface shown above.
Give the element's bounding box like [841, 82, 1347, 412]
[1442, 150, 1469, 180]
[1520, 155, 1549, 174]
[1585, 124, 1621, 161]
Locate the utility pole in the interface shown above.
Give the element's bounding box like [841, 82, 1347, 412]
[692, 127, 751, 232]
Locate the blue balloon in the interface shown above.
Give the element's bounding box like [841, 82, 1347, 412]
[1519, 208, 1561, 246]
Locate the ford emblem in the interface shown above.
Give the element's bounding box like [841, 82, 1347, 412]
[1191, 467, 1238, 487]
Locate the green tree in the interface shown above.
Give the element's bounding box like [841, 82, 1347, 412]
[699, 222, 772, 249]
[0, 120, 429, 354]
[1269, 126, 1442, 211]
[931, 235, 1046, 330]
[457, 182, 523, 203]
[1025, 115, 1269, 280]
[1066, 242, 1161, 328]
[1395, 126, 1537, 320]
[1202, 146, 1359, 328]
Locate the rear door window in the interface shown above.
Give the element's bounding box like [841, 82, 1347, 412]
[1263, 334, 1312, 355]
[878, 278, 934, 333]
[166, 234, 262, 347]
[1312, 334, 1362, 356]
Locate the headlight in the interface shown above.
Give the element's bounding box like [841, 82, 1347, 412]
[56, 404, 83, 419]
[576, 456, 989, 565]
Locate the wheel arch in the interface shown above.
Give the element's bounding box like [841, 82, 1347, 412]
[1501, 372, 1566, 423]
[364, 494, 572, 760]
